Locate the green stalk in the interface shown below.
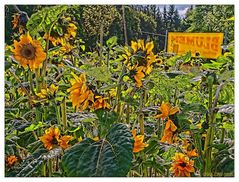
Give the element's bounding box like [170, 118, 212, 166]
[41, 162, 47, 177]
[160, 119, 165, 138]
[203, 75, 214, 176]
[61, 97, 67, 131]
[55, 105, 61, 126]
[8, 69, 32, 107]
[41, 23, 55, 87]
[220, 128, 225, 143]
[139, 113, 144, 135]
[48, 159, 53, 177]
[126, 104, 130, 124]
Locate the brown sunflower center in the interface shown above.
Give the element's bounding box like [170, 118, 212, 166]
[20, 44, 36, 59]
[51, 136, 58, 145]
[179, 162, 187, 168]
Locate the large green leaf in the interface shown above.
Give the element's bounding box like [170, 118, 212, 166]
[61, 123, 134, 177]
[27, 5, 68, 35]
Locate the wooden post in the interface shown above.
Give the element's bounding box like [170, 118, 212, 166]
[164, 30, 168, 52]
[122, 5, 128, 45]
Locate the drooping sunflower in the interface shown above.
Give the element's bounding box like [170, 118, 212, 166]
[6, 155, 18, 167]
[67, 73, 94, 111]
[170, 152, 195, 177]
[39, 127, 73, 150]
[13, 33, 46, 70]
[161, 118, 177, 144]
[43, 21, 77, 52]
[155, 102, 180, 120]
[155, 102, 179, 144]
[58, 135, 74, 149]
[129, 39, 156, 75]
[65, 23, 77, 39]
[94, 96, 111, 110]
[132, 129, 149, 153]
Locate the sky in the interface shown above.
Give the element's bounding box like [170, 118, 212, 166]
[157, 5, 193, 17]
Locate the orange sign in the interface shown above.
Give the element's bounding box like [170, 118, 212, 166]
[167, 32, 224, 59]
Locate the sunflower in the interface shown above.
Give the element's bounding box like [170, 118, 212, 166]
[122, 39, 157, 88]
[161, 118, 177, 144]
[39, 127, 73, 150]
[39, 127, 60, 150]
[132, 129, 149, 153]
[6, 155, 18, 167]
[13, 33, 46, 70]
[155, 102, 180, 120]
[130, 39, 156, 75]
[170, 152, 195, 177]
[67, 73, 94, 111]
[182, 139, 199, 157]
[94, 96, 110, 110]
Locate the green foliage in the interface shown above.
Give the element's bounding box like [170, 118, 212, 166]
[95, 109, 118, 137]
[85, 65, 111, 82]
[212, 141, 234, 176]
[61, 123, 134, 177]
[82, 5, 119, 36]
[106, 36, 118, 48]
[185, 5, 234, 42]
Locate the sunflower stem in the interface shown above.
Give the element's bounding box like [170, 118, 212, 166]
[139, 89, 144, 135]
[35, 68, 41, 93]
[61, 97, 67, 131]
[116, 64, 126, 122]
[29, 70, 34, 94]
[41, 21, 56, 87]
